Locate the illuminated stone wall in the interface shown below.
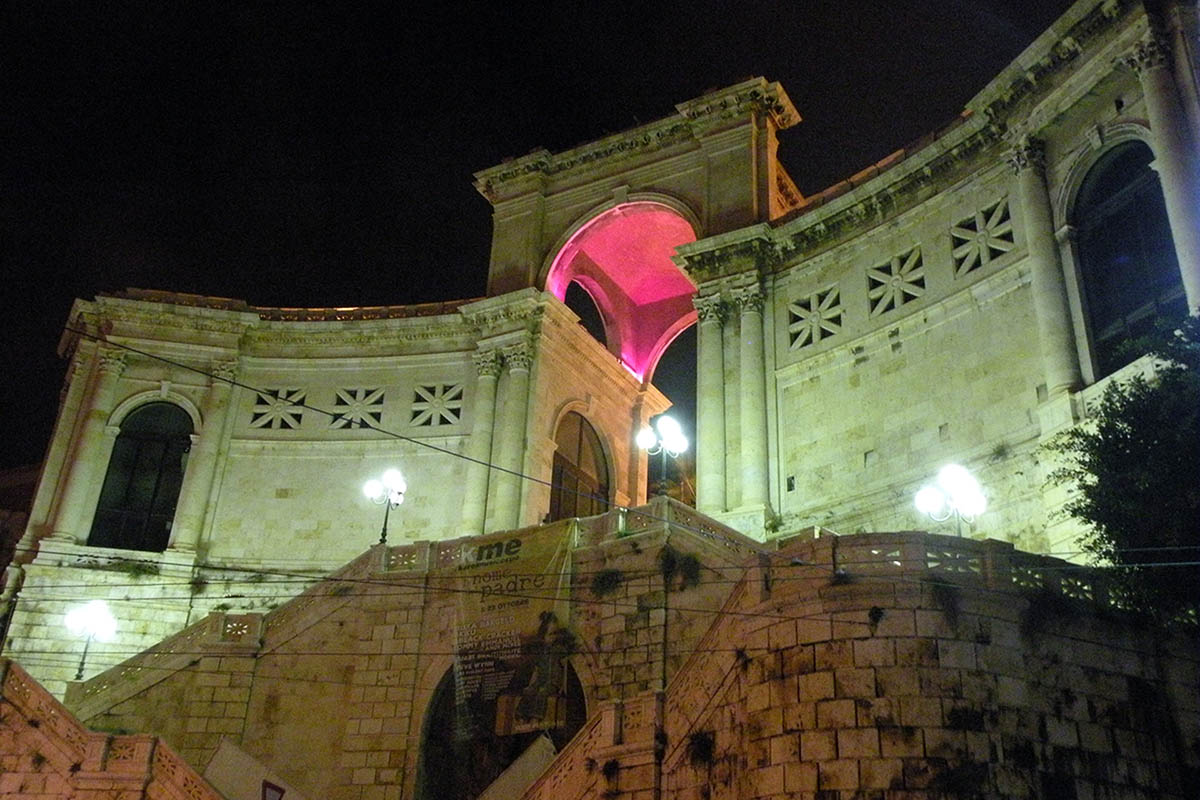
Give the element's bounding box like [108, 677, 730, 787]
[684, 0, 1200, 544]
[9, 288, 660, 695]
[61, 511, 1200, 799]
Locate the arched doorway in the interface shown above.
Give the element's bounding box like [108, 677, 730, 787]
[549, 412, 609, 521]
[1072, 140, 1187, 376]
[417, 662, 587, 799]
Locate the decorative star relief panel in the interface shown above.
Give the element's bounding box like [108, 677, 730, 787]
[250, 389, 306, 429]
[951, 198, 1014, 276]
[410, 383, 463, 427]
[867, 246, 925, 316]
[331, 387, 384, 429]
[787, 285, 844, 350]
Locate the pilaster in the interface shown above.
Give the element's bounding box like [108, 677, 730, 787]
[49, 348, 127, 543]
[492, 342, 533, 531]
[733, 284, 769, 510]
[1123, 34, 1200, 310]
[1007, 136, 1082, 396]
[693, 295, 727, 514]
[461, 349, 503, 535]
[170, 360, 237, 553]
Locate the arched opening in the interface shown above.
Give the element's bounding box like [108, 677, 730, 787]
[417, 661, 586, 800]
[1073, 141, 1187, 376]
[644, 325, 697, 504]
[88, 402, 192, 552]
[563, 280, 607, 347]
[545, 201, 698, 381]
[549, 412, 609, 522]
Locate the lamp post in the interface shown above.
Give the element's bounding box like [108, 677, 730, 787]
[914, 464, 987, 537]
[363, 468, 407, 545]
[636, 415, 689, 497]
[65, 599, 116, 681]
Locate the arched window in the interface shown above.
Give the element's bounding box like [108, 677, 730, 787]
[549, 412, 609, 521]
[563, 280, 607, 347]
[1074, 141, 1187, 376]
[88, 402, 192, 552]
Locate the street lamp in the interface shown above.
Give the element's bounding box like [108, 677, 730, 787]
[363, 468, 407, 545]
[636, 415, 688, 496]
[65, 599, 116, 681]
[914, 464, 986, 537]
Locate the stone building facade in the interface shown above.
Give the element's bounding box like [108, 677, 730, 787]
[2, 0, 1196, 745]
[59, 500, 1200, 799]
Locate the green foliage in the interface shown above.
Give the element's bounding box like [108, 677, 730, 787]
[1046, 315, 1200, 618]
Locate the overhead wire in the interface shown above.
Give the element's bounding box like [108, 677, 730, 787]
[5, 326, 1192, 691]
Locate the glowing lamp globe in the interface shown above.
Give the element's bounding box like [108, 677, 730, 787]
[914, 485, 946, 516]
[65, 599, 117, 642]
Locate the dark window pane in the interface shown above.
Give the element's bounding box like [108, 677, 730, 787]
[88, 402, 192, 552]
[1074, 141, 1186, 376]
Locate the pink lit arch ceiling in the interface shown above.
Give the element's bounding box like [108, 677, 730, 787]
[545, 202, 698, 382]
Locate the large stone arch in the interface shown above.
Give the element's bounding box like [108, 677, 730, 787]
[1053, 120, 1153, 227]
[543, 199, 700, 381]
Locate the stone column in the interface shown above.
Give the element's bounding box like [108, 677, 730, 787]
[460, 349, 502, 535]
[735, 284, 769, 508]
[169, 361, 236, 552]
[1125, 35, 1200, 310]
[492, 343, 532, 531]
[49, 348, 127, 543]
[1009, 137, 1082, 396]
[694, 295, 727, 514]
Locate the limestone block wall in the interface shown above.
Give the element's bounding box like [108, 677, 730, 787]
[523, 532, 1200, 800]
[519, 301, 670, 524]
[65, 499, 759, 800]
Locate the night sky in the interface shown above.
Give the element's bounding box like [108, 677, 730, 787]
[2, 1, 1074, 470]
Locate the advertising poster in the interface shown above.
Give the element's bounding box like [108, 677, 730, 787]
[443, 519, 575, 736]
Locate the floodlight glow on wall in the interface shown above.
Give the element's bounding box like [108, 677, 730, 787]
[637, 415, 688, 496]
[914, 464, 986, 537]
[65, 599, 116, 680]
[363, 468, 407, 545]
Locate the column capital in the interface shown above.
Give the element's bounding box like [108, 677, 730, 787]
[97, 348, 127, 377]
[1121, 34, 1171, 75]
[473, 348, 503, 378]
[731, 284, 765, 314]
[1006, 136, 1046, 175]
[503, 343, 533, 372]
[694, 294, 727, 324]
[211, 360, 238, 383]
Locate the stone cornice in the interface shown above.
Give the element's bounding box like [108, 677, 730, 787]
[969, 0, 1136, 130]
[474, 77, 797, 204]
[676, 225, 779, 283]
[674, 78, 800, 135]
[458, 288, 547, 335]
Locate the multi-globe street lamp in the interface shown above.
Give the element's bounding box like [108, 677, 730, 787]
[65, 599, 117, 680]
[636, 415, 689, 497]
[362, 468, 407, 545]
[914, 464, 987, 537]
